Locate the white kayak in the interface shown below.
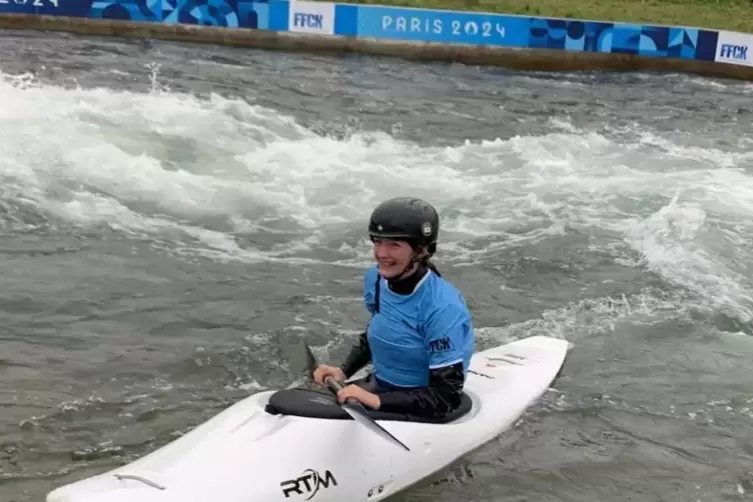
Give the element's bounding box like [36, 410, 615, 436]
[46, 335, 570, 502]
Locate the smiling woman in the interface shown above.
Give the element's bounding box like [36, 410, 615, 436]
[311, 197, 477, 422]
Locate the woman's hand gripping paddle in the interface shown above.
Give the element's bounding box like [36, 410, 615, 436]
[304, 343, 410, 452]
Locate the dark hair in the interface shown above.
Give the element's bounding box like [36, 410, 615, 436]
[424, 258, 442, 277]
[418, 244, 442, 277]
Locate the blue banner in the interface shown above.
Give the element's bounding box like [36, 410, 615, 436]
[0, 0, 87, 17]
[0, 0, 281, 29]
[526, 18, 719, 61]
[0, 0, 729, 65]
[330, 3, 722, 61]
[335, 4, 530, 47]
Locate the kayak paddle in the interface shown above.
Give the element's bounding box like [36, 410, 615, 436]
[304, 343, 410, 452]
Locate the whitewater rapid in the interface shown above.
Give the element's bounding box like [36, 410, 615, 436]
[1, 30, 752, 502]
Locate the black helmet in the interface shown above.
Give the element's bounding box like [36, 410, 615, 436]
[368, 197, 439, 251]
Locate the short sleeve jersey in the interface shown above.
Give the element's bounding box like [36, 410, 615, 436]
[363, 265, 475, 388]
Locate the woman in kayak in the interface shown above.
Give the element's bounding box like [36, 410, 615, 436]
[313, 196, 475, 422]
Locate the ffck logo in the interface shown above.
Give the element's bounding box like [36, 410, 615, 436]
[720, 43, 748, 61]
[293, 12, 323, 29]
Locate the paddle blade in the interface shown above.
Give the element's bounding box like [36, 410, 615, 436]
[304, 343, 318, 374]
[342, 401, 411, 452]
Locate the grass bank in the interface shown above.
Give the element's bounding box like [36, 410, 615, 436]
[334, 0, 752, 33]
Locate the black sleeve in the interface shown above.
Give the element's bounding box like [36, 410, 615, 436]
[376, 362, 465, 420]
[339, 331, 372, 378]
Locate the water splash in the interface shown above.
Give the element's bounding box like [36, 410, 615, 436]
[1, 66, 753, 329]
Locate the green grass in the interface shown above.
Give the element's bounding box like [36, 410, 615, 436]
[333, 0, 753, 33]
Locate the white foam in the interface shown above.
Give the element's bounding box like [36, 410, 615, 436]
[624, 196, 753, 322]
[2, 67, 753, 325]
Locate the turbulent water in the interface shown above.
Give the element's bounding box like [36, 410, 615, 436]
[1, 28, 753, 502]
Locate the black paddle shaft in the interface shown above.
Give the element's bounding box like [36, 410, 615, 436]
[324, 375, 345, 393]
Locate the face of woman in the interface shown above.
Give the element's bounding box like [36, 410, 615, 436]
[372, 238, 415, 278]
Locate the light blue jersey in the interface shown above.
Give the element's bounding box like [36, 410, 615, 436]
[363, 265, 475, 388]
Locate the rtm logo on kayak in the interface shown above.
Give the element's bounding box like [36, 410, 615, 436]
[280, 469, 337, 500]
